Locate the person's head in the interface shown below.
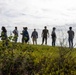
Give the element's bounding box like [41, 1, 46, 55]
[69, 27, 72, 30]
[53, 27, 56, 30]
[2, 26, 7, 32]
[44, 26, 47, 29]
[15, 27, 17, 30]
[24, 27, 27, 30]
[23, 27, 25, 30]
[34, 29, 36, 31]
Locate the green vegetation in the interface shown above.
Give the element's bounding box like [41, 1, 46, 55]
[0, 41, 76, 75]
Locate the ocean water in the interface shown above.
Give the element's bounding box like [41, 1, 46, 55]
[0, 28, 76, 47]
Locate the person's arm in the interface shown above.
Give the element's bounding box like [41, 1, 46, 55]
[27, 32, 29, 40]
[36, 32, 38, 38]
[51, 31, 53, 36]
[55, 32, 56, 38]
[13, 30, 15, 34]
[67, 31, 69, 33]
[31, 32, 33, 38]
[17, 30, 18, 36]
[0, 32, 2, 37]
[73, 31, 74, 38]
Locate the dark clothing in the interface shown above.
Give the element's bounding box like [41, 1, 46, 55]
[31, 31, 38, 44]
[13, 29, 18, 36]
[31, 31, 38, 38]
[68, 30, 74, 39]
[13, 29, 18, 43]
[52, 37, 56, 46]
[51, 31, 56, 46]
[51, 31, 56, 38]
[1, 31, 7, 40]
[67, 30, 74, 48]
[42, 29, 48, 38]
[42, 29, 49, 45]
[68, 38, 73, 48]
[22, 30, 29, 43]
[1, 31, 8, 46]
[42, 37, 47, 45]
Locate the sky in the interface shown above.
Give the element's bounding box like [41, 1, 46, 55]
[0, 0, 76, 28]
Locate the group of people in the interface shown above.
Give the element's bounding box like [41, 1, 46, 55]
[0, 26, 75, 48]
[41, 26, 74, 48]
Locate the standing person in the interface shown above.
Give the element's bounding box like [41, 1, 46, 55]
[51, 27, 56, 46]
[41, 26, 49, 45]
[21, 27, 29, 43]
[13, 27, 18, 43]
[0, 26, 8, 46]
[31, 29, 38, 45]
[21, 27, 25, 43]
[67, 27, 74, 48]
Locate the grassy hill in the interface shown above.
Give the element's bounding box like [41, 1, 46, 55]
[0, 42, 76, 75]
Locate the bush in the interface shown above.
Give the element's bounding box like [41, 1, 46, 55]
[0, 41, 76, 75]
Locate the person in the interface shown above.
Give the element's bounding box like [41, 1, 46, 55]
[13, 27, 18, 43]
[0, 26, 8, 46]
[21, 27, 29, 43]
[31, 29, 38, 45]
[21, 27, 25, 43]
[67, 27, 74, 48]
[51, 27, 56, 46]
[41, 26, 49, 45]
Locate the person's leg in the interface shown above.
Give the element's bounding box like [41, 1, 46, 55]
[35, 38, 37, 45]
[22, 37, 24, 43]
[33, 38, 37, 45]
[15, 38, 17, 43]
[25, 37, 29, 43]
[5, 39, 8, 46]
[52, 38, 55, 46]
[45, 37, 47, 45]
[71, 39, 73, 48]
[32, 38, 34, 44]
[52, 38, 53, 46]
[72, 39, 73, 48]
[68, 39, 71, 48]
[54, 38, 56, 46]
[53, 39, 55, 46]
[42, 37, 44, 45]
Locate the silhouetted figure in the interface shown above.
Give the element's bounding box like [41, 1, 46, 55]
[51, 27, 56, 46]
[41, 26, 49, 45]
[13, 27, 18, 43]
[0, 26, 8, 46]
[21, 27, 24, 43]
[21, 27, 29, 43]
[31, 29, 38, 45]
[67, 27, 74, 48]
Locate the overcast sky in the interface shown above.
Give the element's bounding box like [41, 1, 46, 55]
[0, 0, 76, 28]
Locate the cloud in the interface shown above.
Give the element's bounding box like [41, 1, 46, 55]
[0, 0, 76, 28]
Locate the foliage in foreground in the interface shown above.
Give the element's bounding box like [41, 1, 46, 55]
[0, 42, 76, 75]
